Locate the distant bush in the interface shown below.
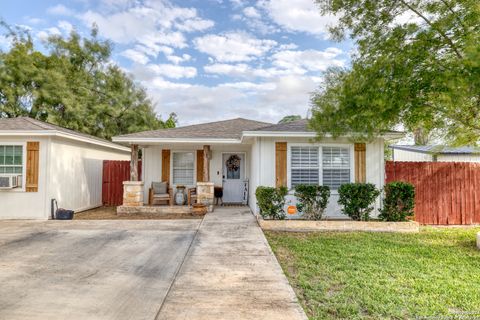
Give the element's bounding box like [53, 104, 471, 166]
[294, 185, 330, 220]
[338, 183, 380, 221]
[255, 186, 288, 220]
[379, 181, 415, 221]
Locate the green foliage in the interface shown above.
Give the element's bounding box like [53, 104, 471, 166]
[0, 23, 176, 139]
[379, 181, 415, 222]
[278, 115, 301, 124]
[294, 184, 330, 220]
[266, 227, 480, 319]
[255, 186, 288, 220]
[312, 0, 480, 145]
[337, 183, 380, 221]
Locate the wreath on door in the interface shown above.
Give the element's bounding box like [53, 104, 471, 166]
[226, 154, 241, 172]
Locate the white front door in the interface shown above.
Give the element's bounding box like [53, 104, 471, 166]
[222, 153, 245, 203]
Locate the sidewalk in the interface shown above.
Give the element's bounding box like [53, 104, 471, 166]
[156, 207, 308, 320]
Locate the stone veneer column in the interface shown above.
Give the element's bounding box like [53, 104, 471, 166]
[122, 181, 144, 206]
[197, 182, 214, 212]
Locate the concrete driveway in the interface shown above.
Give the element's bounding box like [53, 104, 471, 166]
[0, 208, 307, 320]
[0, 219, 200, 320]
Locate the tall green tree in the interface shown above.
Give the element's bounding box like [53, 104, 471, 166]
[311, 0, 480, 145]
[0, 24, 176, 139]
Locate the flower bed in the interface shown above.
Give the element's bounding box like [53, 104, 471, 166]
[257, 216, 419, 233]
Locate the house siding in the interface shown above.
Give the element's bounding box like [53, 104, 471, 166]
[393, 149, 433, 162]
[249, 136, 385, 219]
[47, 137, 129, 214]
[0, 136, 50, 219]
[0, 136, 129, 220]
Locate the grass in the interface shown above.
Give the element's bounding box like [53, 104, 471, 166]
[265, 227, 480, 319]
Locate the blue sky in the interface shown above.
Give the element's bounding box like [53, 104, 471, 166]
[1, 0, 352, 125]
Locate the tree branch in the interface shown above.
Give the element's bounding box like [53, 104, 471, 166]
[438, 0, 468, 36]
[398, 0, 463, 59]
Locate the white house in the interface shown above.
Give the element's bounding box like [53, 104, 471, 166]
[391, 145, 480, 163]
[113, 118, 403, 219]
[0, 117, 130, 219]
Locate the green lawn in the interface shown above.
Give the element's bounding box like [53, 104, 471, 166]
[265, 228, 480, 320]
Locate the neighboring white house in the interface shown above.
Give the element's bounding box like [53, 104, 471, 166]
[113, 118, 403, 219]
[0, 117, 130, 219]
[391, 145, 480, 163]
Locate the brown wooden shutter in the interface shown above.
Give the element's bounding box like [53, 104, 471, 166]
[354, 143, 366, 183]
[275, 142, 287, 187]
[196, 149, 204, 182]
[26, 141, 40, 192]
[161, 149, 170, 183]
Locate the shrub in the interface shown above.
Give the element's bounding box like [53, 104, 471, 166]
[294, 184, 330, 220]
[338, 183, 380, 221]
[255, 186, 288, 220]
[379, 181, 415, 221]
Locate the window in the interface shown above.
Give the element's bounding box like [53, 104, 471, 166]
[0, 145, 23, 174]
[322, 147, 350, 189]
[172, 152, 194, 185]
[290, 146, 319, 187]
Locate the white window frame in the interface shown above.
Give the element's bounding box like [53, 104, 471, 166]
[170, 150, 196, 187]
[0, 142, 27, 192]
[287, 142, 354, 194]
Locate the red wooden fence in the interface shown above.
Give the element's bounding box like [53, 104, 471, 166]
[385, 161, 480, 225]
[102, 160, 142, 206]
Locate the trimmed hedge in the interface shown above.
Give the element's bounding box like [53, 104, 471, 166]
[379, 181, 415, 221]
[255, 186, 288, 220]
[338, 183, 380, 221]
[294, 184, 330, 220]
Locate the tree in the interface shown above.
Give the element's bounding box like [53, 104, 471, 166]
[311, 0, 480, 145]
[0, 23, 176, 139]
[278, 115, 302, 124]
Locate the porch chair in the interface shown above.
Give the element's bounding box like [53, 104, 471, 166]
[148, 181, 173, 206]
[187, 187, 197, 206]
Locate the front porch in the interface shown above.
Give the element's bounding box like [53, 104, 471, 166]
[117, 141, 252, 215]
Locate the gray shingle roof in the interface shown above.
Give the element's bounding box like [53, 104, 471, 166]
[114, 118, 273, 140]
[390, 145, 480, 154]
[0, 117, 127, 149]
[251, 119, 311, 132]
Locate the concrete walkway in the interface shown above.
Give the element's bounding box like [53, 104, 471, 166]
[156, 207, 307, 320]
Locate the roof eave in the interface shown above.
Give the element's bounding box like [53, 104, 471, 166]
[242, 131, 405, 139]
[0, 130, 130, 153]
[112, 137, 243, 145]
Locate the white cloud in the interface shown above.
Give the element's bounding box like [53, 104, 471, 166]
[243, 6, 261, 19]
[204, 63, 251, 77]
[230, 0, 248, 8]
[58, 20, 73, 33]
[194, 32, 277, 62]
[36, 27, 62, 41]
[166, 54, 192, 64]
[141, 74, 316, 125]
[272, 47, 345, 73]
[47, 4, 74, 16]
[176, 17, 215, 32]
[259, 0, 337, 37]
[137, 64, 197, 79]
[78, 1, 214, 50]
[204, 47, 344, 79]
[121, 49, 150, 65]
